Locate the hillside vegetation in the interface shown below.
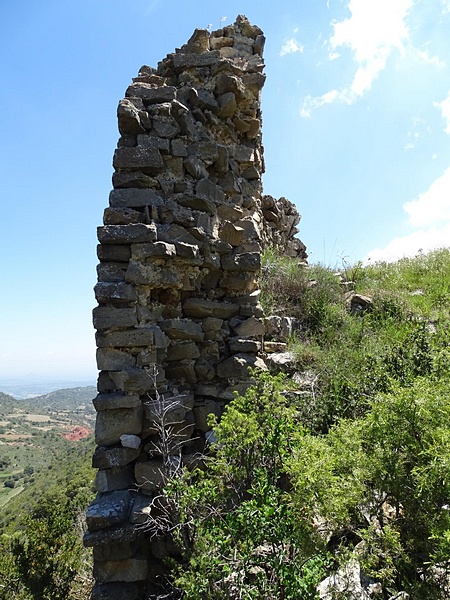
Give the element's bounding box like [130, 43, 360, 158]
[163, 248, 450, 599]
[2, 251, 450, 598]
[0, 386, 96, 514]
[0, 388, 96, 600]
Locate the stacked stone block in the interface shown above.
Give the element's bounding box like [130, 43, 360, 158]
[86, 16, 305, 599]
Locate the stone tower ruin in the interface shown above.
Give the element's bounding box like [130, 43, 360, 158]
[85, 16, 306, 599]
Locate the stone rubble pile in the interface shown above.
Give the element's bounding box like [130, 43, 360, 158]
[86, 16, 306, 599]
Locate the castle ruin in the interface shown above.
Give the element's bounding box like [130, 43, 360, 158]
[85, 16, 306, 599]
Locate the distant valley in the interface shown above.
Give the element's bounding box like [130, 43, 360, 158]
[0, 385, 96, 514]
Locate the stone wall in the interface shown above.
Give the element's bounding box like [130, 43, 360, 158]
[85, 16, 306, 599]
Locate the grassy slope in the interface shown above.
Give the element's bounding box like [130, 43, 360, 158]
[261, 247, 450, 431]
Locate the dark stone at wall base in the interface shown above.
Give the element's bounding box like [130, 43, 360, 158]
[91, 581, 141, 600]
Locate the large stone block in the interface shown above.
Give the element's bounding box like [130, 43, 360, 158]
[113, 146, 163, 173]
[217, 92, 237, 118]
[98, 223, 157, 245]
[109, 367, 165, 393]
[93, 446, 141, 469]
[130, 241, 176, 259]
[178, 194, 216, 214]
[95, 464, 135, 492]
[125, 260, 188, 288]
[216, 353, 267, 379]
[97, 244, 131, 263]
[93, 557, 148, 583]
[109, 188, 163, 209]
[126, 83, 176, 104]
[233, 316, 265, 337]
[229, 338, 261, 353]
[96, 348, 136, 371]
[135, 460, 167, 493]
[104, 206, 146, 226]
[137, 134, 170, 152]
[96, 262, 127, 283]
[157, 223, 200, 246]
[189, 141, 219, 163]
[93, 307, 138, 330]
[220, 221, 245, 246]
[96, 348, 137, 371]
[183, 298, 240, 319]
[93, 541, 136, 562]
[193, 399, 221, 431]
[174, 242, 201, 260]
[117, 99, 146, 135]
[144, 395, 188, 425]
[96, 328, 155, 348]
[95, 405, 143, 446]
[166, 341, 200, 361]
[112, 171, 159, 189]
[94, 282, 137, 304]
[184, 155, 208, 179]
[222, 252, 261, 272]
[172, 50, 220, 70]
[160, 319, 204, 342]
[130, 494, 154, 525]
[152, 118, 180, 138]
[84, 523, 142, 547]
[164, 361, 198, 384]
[86, 491, 132, 531]
[220, 271, 258, 292]
[91, 582, 140, 600]
[196, 178, 225, 204]
[93, 393, 141, 411]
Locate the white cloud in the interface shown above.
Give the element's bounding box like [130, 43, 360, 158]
[280, 38, 304, 56]
[403, 117, 427, 150]
[365, 167, 450, 262]
[365, 225, 450, 263]
[302, 0, 413, 115]
[443, 0, 450, 14]
[414, 49, 445, 67]
[301, 90, 339, 117]
[434, 90, 450, 134]
[404, 167, 450, 227]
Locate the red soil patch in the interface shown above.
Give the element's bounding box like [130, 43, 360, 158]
[61, 426, 92, 441]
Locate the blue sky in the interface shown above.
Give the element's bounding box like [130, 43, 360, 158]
[1, 0, 450, 380]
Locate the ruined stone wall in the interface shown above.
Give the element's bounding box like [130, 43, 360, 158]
[85, 16, 306, 599]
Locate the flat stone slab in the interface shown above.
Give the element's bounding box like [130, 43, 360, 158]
[86, 491, 131, 531]
[94, 558, 148, 584]
[91, 582, 140, 600]
[93, 446, 141, 469]
[109, 188, 164, 208]
[160, 319, 204, 341]
[98, 224, 157, 244]
[93, 393, 141, 412]
[183, 297, 240, 318]
[95, 405, 143, 446]
[216, 353, 267, 379]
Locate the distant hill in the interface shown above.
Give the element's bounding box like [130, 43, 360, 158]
[0, 386, 97, 417]
[0, 385, 97, 516]
[30, 386, 97, 412]
[0, 391, 21, 415]
[0, 378, 96, 399]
